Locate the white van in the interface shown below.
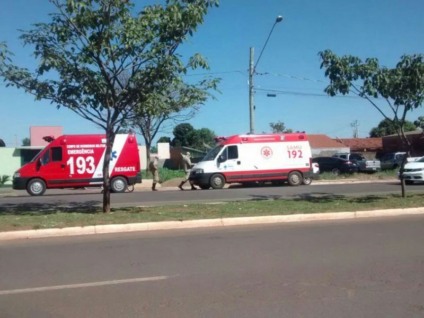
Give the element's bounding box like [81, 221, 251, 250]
[189, 133, 314, 189]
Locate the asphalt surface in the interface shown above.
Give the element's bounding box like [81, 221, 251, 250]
[1, 215, 424, 317]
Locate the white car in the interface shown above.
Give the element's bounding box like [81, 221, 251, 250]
[400, 157, 424, 184]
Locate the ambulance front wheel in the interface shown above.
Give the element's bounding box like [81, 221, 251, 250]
[27, 178, 46, 196]
[210, 174, 225, 189]
[287, 171, 302, 186]
[111, 176, 127, 193]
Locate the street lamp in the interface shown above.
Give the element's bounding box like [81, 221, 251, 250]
[249, 15, 283, 134]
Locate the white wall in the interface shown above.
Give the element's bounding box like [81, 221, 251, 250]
[0, 148, 22, 185]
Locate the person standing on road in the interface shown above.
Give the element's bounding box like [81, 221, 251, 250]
[178, 152, 197, 190]
[149, 156, 160, 191]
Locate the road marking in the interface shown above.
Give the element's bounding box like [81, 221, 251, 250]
[0, 276, 168, 296]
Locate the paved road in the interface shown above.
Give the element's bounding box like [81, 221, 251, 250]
[1, 180, 423, 209]
[0, 215, 423, 317]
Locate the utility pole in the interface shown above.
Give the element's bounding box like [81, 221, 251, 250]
[249, 47, 255, 134]
[248, 15, 283, 134]
[351, 120, 359, 138]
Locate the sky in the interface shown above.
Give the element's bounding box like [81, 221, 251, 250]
[1, 0, 424, 147]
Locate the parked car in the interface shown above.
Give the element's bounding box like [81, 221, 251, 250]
[332, 152, 381, 173]
[379, 152, 406, 170]
[399, 156, 424, 184]
[312, 157, 358, 175]
[303, 161, 320, 185]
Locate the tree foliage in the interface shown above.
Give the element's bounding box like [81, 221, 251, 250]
[319, 50, 424, 197]
[369, 118, 416, 137]
[413, 116, 424, 129]
[0, 0, 219, 212]
[319, 50, 424, 149]
[171, 123, 215, 151]
[158, 136, 171, 143]
[269, 121, 293, 133]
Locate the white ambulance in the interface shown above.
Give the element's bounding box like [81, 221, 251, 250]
[189, 133, 314, 189]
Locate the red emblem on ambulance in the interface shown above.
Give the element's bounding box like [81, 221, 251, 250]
[261, 146, 273, 159]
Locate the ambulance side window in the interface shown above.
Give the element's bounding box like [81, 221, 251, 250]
[227, 146, 238, 159]
[51, 147, 63, 162]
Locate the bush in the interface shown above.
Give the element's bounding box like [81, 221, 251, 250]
[142, 168, 185, 183]
[0, 175, 10, 186]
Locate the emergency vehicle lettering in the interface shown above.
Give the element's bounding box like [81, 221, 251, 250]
[67, 156, 96, 174]
[287, 144, 303, 159]
[287, 150, 303, 159]
[115, 166, 136, 172]
[91, 134, 128, 180]
[67, 149, 95, 155]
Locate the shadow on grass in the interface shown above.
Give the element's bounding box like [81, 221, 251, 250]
[248, 191, 389, 205]
[0, 201, 103, 215]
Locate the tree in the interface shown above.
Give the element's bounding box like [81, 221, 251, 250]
[171, 123, 215, 151]
[269, 121, 293, 133]
[0, 0, 219, 212]
[21, 138, 30, 146]
[190, 127, 216, 151]
[370, 118, 416, 137]
[413, 116, 424, 129]
[319, 50, 424, 197]
[171, 123, 195, 147]
[0, 139, 5, 147]
[130, 79, 217, 166]
[158, 136, 171, 143]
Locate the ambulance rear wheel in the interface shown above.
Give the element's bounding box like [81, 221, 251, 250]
[111, 177, 127, 193]
[210, 174, 225, 189]
[27, 178, 46, 196]
[287, 171, 302, 186]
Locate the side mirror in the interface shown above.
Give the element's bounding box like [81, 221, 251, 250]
[36, 158, 42, 171]
[218, 155, 225, 163]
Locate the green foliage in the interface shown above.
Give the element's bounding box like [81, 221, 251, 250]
[21, 138, 30, 146]
[158, 136, 171, 143]
[0, 175, 10, 186]
[171, 123, 215, 150]
[142, 167, 185, 182]
[319, 50, 424, 151]
[413, 116, 424, 129]
[171, 123, 195, 147]
[370, 118, 416, 137]
[269, 121, 293, 133]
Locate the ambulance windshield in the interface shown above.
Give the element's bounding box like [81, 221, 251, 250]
[202, 145, 223, 161]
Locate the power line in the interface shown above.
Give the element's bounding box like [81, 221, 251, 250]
[255, 88, 361, 99]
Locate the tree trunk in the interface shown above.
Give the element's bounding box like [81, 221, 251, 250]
[399, 151, 409, 199]
[102, 129, 115, 213]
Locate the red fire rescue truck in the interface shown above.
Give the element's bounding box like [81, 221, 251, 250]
[13, 134, 142, 196]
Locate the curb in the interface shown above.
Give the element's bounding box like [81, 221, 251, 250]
[0, 207, 423, 241]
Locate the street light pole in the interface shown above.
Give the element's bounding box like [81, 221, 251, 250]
[249, 47, 255, 134]
[248, 15, 283, 134]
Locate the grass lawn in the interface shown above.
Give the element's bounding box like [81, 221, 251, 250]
[0, 191, 422, 232]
